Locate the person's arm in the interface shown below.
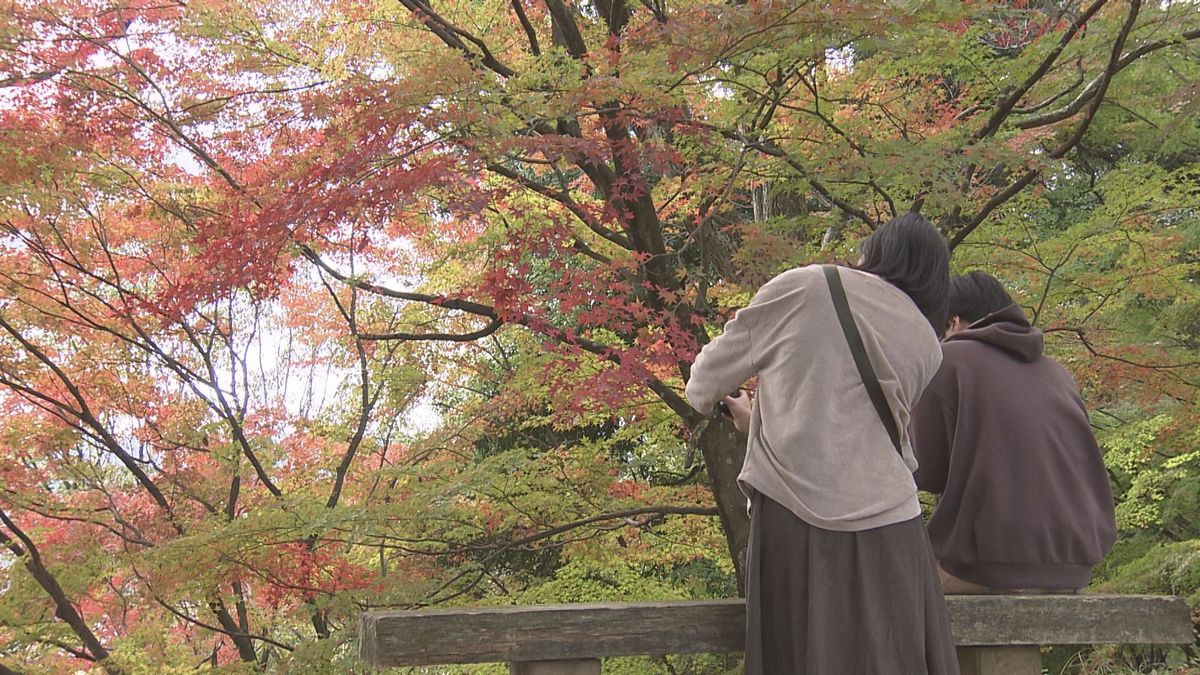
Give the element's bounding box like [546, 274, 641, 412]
[910, 368, 955, 494]
[685, 309, 757, 416]
[686, 268, 806, 416]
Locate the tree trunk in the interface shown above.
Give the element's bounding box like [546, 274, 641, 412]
[697, 417, 751, 594]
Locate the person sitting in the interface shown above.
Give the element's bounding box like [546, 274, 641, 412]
[909, 271, 1117, 594]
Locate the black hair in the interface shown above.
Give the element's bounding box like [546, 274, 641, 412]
[856, 212, 950, 337]
[948, 271, 1013, 324]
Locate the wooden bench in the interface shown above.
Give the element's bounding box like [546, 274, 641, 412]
[359, 596, 1193, 674]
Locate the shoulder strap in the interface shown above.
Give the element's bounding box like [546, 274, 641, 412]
[821, 265, 903, 456]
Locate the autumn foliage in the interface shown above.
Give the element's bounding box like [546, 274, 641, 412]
[1, 0, 1199, 671]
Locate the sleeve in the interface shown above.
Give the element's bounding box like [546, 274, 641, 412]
[685, 307, 757, 416]
[909, 366, 955, 494]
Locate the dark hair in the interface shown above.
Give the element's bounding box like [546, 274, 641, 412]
[856, 212, 950, 336]
[948, 271, 1013, 324]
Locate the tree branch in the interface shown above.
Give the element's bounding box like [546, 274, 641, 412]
[506, 505, 718, 550]
[210, 595, 260, 662]
[594, 0, 631, 36]
[1012, 59, 1085, 115]
[737, 136, 877, 229]
[0, 509, 119, 673]
[1044, 326, 1200, 372]
[948, 168, 1041, 249]
[510, 0, 542, 55]
[973, 0, 1111, 141]
[0, 315, 173, 515]
[298, 244, 499, 318]
[397, 0, 516, 78]
[485, 163, 633, 248]
[951, 0, 1143, 249]
[1049, 0, 1141, 158]
[146, 590, 295, 653]
[543, 0, 589, 59]
[418, 505, 718, 605]
[1016, 26, 1200, 130]
[301, 247, 696, 419]
[361, 319, 504, 342]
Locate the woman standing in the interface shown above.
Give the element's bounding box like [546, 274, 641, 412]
[686, 213, 959, 674]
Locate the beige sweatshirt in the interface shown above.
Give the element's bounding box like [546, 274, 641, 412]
[685, 265, 942, 532]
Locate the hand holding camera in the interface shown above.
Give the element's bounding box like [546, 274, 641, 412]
[717, 389, 751, 434]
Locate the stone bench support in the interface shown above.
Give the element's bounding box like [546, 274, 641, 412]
[956, 646, 1041, 675]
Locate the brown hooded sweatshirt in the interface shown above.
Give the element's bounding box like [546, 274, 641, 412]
[910, 304, 1117, 590]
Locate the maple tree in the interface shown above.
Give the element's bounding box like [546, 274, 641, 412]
[1, 0, 1198, 671]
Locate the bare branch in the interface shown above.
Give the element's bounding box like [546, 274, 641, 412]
[949, 168, 1041, 249]
[1045, 327, 1200, 372]
[1012, 58, 1085, 115]
[298, 245, 498, 318]
[1046, 1, 1142, 158]
[210, 595, 260, 662]
[361, 319, 505, 342]
[144, 588, 295, 653]
[637, 0, 668, 23]
[595, 0, 631, 36]
[314, 272, 382, 511]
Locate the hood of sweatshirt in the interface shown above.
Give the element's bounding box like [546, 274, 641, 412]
[945, 303, 1043, 362]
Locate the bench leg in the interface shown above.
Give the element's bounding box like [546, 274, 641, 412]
[509, 658, 601, 675]
[956, 646, 1041, 675]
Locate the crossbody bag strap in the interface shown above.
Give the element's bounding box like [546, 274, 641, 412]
[821, 265, 903, 456]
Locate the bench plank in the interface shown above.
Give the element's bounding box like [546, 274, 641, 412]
[361, 601, 745, 667]
[948, 594, 1193, 646]
[359, 595, 1193, 667]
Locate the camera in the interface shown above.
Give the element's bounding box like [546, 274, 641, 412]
[716, 390, 742, 417]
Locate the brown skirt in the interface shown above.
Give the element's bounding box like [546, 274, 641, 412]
[745, 492, 959, 675]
